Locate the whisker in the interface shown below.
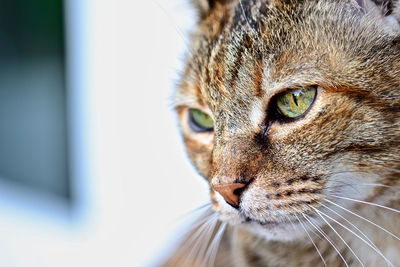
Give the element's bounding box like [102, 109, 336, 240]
[193, 219, 218, 264]
[310, 206, 365, 267]
[238, 0, 252, 32]
[177, 203, 212, 221]
[151, 0, 192, 51]
[182, 213, 218, 266]
[328, 167, 400, 177]
[324, 199, 400, 243]
[325, 181, 400, 191]
[329, 194, 400, 215]
[354, 183, 396, 188]
[291, 207, 323, 239]
[237, 0, 264, 70]
[303, 213, 349, 267]
[294, 214, 327, 267]
[238, 0, 261, 41]
[171, 208, 215, 260]
[205, 222, 227, 267]
[186, 209, 216, 231]
[324, 170, 400, 192]
[314, 205, 394, 267]
[317, 201, 377, 249]
[197, 216, 220, 263]
[324, 182, 362, 195]
[328, 170, 374, 176]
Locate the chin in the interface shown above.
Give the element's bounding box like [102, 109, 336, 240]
[241, 219, 307, 241]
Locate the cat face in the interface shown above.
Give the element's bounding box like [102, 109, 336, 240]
[175, 0, 400, 241]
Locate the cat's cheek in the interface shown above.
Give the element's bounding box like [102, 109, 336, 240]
[183, 136, 213, 178]
[177, 108, 215, 178]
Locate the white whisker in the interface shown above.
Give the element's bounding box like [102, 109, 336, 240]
[194, 217, 219, 264]
[183, 213, 218, 266]
[310, 206, 365, 267]
[303, 213, 349, 267]
[294, 214, 327, 267]
[176, 203, 213, 222]
[314, 205, 394, 267]
[205, 222, 227, 267]
[325, 181, 399, 191]
[352, 183, 394, 188]
[329, 194, 400, 214]
[328, 167, 400, 177]
[151, 0, 193, 54]
[317, 201, 377, 249]
[237, 0, 264, 71]
[189, 211, 218, 233]
[179, 213, 214, 254]
[238, 0, 261, 41]
[324, 199, 400, 243]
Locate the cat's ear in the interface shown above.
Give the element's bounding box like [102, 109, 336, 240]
[192, 0, 230, 18]
[354, 0, 400, 32]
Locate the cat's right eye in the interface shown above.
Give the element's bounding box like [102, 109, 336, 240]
[188, 108, 214, 132]
[275, 86, 317, 119]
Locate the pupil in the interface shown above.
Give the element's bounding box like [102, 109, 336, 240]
[292, 93, 298, 106]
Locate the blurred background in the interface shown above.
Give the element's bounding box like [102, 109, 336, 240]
[0, 0, 209, 266]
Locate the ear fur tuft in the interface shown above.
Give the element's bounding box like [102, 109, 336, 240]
[192, 0, 230, 18]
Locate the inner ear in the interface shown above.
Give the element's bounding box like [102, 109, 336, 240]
[355, 0, 393, 14]
[354, 0, 400, 32]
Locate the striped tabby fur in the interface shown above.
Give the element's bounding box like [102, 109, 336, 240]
[166, 0, 400, 266]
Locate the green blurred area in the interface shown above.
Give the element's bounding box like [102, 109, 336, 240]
[0, 0, 64, 58]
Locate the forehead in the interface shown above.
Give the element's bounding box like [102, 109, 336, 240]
[175, 0, 388, 119]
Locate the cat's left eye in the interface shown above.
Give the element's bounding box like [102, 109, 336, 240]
[188, 108, 214, 132]
[275, 86, 317, 119]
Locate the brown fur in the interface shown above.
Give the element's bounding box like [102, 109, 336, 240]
[165, 0, 400, 266]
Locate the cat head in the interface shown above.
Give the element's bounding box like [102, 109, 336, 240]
[175, 0, 400, 240]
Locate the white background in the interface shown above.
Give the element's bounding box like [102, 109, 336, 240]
[0, 0, 209, 266]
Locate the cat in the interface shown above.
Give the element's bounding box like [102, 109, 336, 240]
[164, 0, 400, 266]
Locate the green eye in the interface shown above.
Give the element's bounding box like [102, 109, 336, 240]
[188, 108, 214, 132]
[276, 86, 317, 118]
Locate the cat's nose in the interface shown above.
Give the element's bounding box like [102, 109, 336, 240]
[213, 183, 247, 208]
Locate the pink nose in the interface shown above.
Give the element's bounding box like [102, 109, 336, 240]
[213, 183, 247, 208]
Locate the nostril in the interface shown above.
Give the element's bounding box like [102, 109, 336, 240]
[213, 182, 249, 208]
[233, 187, 245, 196]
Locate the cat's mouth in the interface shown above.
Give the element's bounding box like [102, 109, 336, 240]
[242, 215, 301, 229]
[243, 216, 280, 226]
[241, 213, 316, 229]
